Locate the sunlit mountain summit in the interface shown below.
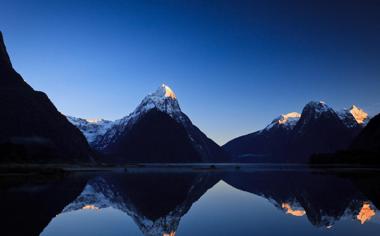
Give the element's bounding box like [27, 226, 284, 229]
[224, 101, 371, 163]
[68, 84, 228, 163]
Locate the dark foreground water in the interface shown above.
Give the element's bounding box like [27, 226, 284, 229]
[1, 168, 380, 236]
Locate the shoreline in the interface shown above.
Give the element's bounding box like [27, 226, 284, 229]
[1, 163, 380, 175]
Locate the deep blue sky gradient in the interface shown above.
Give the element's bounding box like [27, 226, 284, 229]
[1, 0, 380, 144]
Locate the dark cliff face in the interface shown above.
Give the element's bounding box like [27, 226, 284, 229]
[288, 103, 353, 160]
[103, 109, 205, 163]
[181, 115, 230, 163]
[0, 32, 12, 69]
[102, 108, 228, 164]
[351, 113, 380, 153]
[0, 32, 93, 163]
[223, 126, 293, 162]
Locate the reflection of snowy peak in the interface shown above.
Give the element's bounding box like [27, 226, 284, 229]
[337, 105, 369, 128]
[61, 177, 181, 236]
[61, 174, 215, 236]
[66, 116, 114, 145]
[62, 177, 124, 212]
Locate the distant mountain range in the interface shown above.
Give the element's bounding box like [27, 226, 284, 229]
[0, 32, 93, 163]
[0, 30, 378, 165]
[68, 84, 228, 163]
[223, 101, 372, 163]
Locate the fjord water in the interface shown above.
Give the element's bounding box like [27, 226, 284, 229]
[1, 169, 380, 236]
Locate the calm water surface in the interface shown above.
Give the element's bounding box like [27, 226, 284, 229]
[1, 168, 380, 236]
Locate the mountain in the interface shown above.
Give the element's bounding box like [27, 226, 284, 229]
[337, 105, 369, 129]
[289, 101, 353, 160]
[310, 113, 380, 165]
[0, 32, 93, 163]
[223, 112, 301, 162]
[350, 113, 380, 153]
[224, 101, 365, 163]
[66, 116, 113, 145]
[70, 85, 227, 163]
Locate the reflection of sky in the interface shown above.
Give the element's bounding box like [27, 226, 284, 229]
[41, 207, 143, 236]
[2, 1, 380, 144]
[41, 180, 380, 236]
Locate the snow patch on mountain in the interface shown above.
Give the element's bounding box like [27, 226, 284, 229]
[94, 84, 189, 150]
[337, 105, 369, 128]
[67, 116, 114, 144]
[120, 84, 184, 123]
[306, 101, 335, 118]
[261, 101, 365, 134]
[265, 112, 301, 131]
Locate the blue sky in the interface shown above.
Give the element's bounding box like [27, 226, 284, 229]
[1, 0, 380, 144]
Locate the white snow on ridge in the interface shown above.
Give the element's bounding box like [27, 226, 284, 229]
[115, 84, 183, 127]
[306, 101, 335, 118]
[93, 84, 189, 150]
[67, 84, 187, 148]
[133, 84, 182, 119]
[67, 116, 114, 144]
[265, 112, 301, 131]
[347, 105, 369, 125]
[337, 105, 369, 128]
[263, 102, 369, 132]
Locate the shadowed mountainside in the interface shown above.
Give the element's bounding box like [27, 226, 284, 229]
[0, 32, 93, 164]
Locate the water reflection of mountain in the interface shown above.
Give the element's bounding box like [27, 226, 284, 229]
[1, 170, 380, 236]
[62, 173, 219, 236]
[224, 171, 380, 227]
[0, 174, 89, 236]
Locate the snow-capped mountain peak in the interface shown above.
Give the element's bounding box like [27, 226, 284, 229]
[154, 84, 177, 99]
[134, 84, 182, 117]
[302, 101, 336, 119]
[92, 84, 188, 150]
[348, 105, 368, 124]
[265, 112, 301, 131]
[306, 101, 331, 113]
[337, 105, 369, 128]
[113, 84, 183, 127]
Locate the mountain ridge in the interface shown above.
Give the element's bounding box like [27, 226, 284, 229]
[69, 84, 228, 163]
[223, 101, 369, 163]
[0, 31, 94, 163]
